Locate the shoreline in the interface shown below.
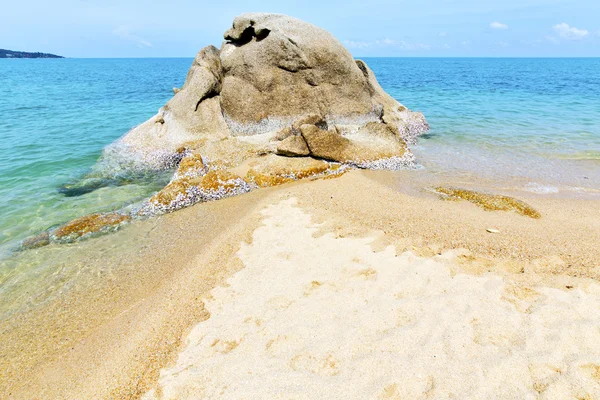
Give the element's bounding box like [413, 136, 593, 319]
[1, 169, 600, 398]
[2, 147, 598, 260]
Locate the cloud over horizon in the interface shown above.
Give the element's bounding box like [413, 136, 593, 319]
[552, 23, 589, 40]
[490, 22, 509, 30]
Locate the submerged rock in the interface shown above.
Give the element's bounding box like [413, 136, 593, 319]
[51, 213, 132, 243]
[20, 231, 50, 250]
[19, 213, 132, 250]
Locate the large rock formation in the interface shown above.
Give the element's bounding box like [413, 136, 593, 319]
[115, 13, 428, 171]
[21, 13, 430, 249]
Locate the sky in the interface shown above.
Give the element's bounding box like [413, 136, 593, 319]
[1, 0, 599, 57]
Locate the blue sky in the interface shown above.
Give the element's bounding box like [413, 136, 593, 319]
[2, 0, 599, 57]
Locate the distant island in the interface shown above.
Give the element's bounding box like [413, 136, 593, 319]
[0, 49, 63, 58]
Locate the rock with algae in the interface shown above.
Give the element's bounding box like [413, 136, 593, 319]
[145, 169, 252, 214]
[20, 231, 51, 250]
[434, 187, 541, 219]
[51, 213, 132, 243]
[20, 213, 131, 249]
[173, 153, 207, 179]
[245, 154, 332, 187]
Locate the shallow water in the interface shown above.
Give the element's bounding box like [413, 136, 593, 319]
[0, 57, 599, 256]
[0, 58, 189, 256]
[368, 58, 600, 195]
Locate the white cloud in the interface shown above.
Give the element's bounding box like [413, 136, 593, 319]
[498, 41, 510, 48]
[438, 32, 448, 37]
[553, 23, 589, 40]
[113, 26, 153, 48]
[490, 22, 508, 30]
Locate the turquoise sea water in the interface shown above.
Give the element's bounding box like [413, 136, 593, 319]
[1, 57, 599, 256]
[371, 58, 600, 191]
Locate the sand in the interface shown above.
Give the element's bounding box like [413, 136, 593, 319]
[1, 170, 600, 398]
[145, 198, 600, 399]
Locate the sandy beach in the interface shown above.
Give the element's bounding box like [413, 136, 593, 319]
[1, 170, 599, 399]
[2, 4, 599, 400]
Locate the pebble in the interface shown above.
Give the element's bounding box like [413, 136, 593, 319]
[486, 228, 500, 234]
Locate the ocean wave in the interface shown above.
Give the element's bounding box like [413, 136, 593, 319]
[556, 151, 600, 162]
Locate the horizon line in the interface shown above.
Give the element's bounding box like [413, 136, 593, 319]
[6, 56, 600, 60]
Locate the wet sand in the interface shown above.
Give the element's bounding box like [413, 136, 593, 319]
[1, 170, 599, 398]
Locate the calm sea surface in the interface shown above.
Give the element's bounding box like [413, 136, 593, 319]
[1, 57, 599, 256]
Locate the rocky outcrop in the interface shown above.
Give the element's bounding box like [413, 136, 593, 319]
[219, 14, 374, 126]
[113, 13, 427, 171]
[21, 13, 430, 251]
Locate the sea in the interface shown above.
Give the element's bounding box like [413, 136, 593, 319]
[0, 57, 599, 260]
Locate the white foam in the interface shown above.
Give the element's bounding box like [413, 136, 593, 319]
[146, 199, 600, 399]
[524, 182, 560, 194]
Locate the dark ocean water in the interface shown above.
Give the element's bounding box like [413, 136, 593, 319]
[0, 57, 599, 254]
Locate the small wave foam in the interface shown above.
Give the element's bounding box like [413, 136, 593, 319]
[58, 142, 181, 197]
[97, 141, 183, 174]
[523, 182, 560, 194]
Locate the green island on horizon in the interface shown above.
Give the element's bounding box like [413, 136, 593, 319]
[0, 49, 63, 58]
